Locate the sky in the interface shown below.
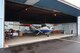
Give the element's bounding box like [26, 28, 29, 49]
[58, 0, 80, 10]
[64, 0, 80, 8]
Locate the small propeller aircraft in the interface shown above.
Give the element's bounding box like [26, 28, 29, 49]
[20, 24, 54, 37]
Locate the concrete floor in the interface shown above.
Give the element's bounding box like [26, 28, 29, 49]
[0, 35, 80, 53]
[5, 34, 73, 47]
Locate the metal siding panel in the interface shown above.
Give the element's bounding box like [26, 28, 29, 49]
[34, 0, 80, 16]
[0, 0, 4, 48]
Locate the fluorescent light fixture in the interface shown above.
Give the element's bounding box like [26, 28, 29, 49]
[58, 0, 80, 10]
[53, 10, 60, 12]
[24, 0, 40, 5]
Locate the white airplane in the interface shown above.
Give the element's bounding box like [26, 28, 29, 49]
[30, 24, 54, 37]
[20, 24, 54, 37]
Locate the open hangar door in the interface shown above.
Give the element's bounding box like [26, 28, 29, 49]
[4, 1, 77, 47]
[5, 1, 77, 34]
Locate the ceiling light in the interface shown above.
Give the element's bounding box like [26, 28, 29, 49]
[24, 0, 40, 5]
[25, 8, 28, 11]
[54, 14, 57, 16]
[53, 10, 60, 12]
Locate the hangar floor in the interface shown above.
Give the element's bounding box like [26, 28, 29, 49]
[5, 34, 74, 48]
